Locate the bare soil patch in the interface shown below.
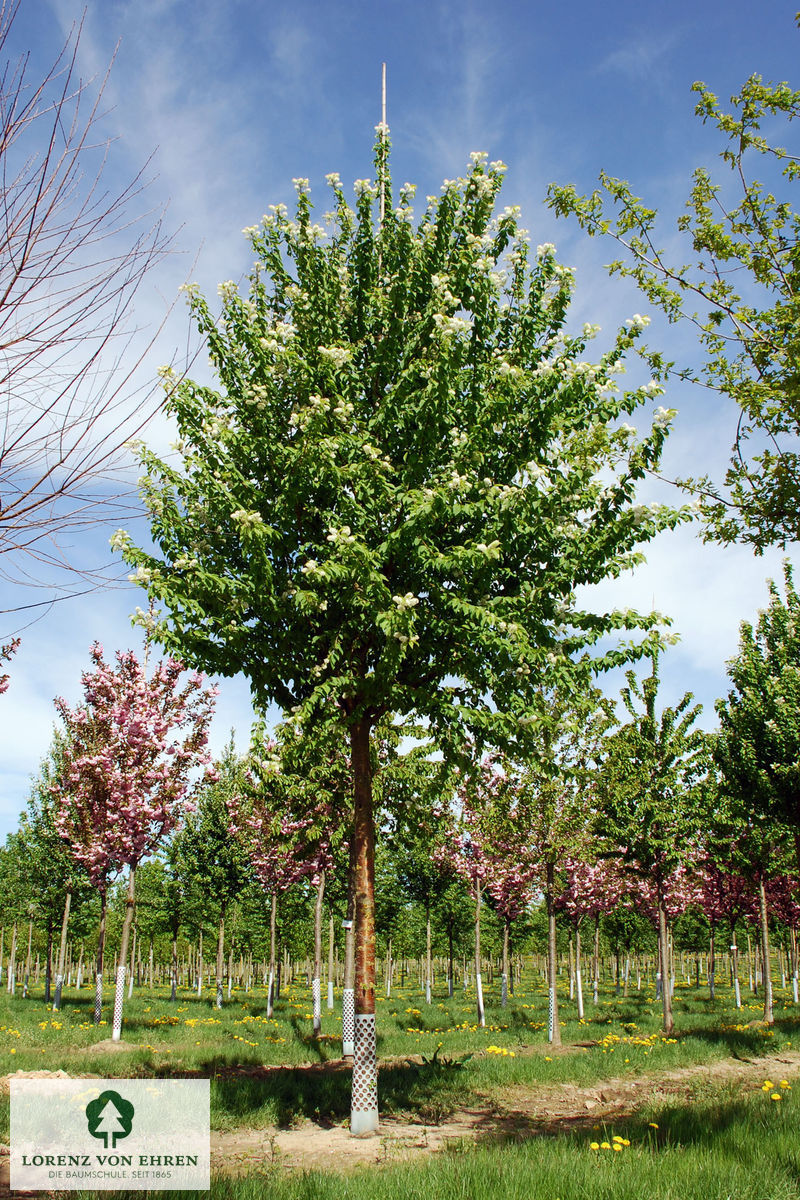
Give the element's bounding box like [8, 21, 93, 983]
[4, 1048, 800, 1189]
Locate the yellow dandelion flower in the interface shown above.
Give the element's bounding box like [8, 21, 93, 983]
[771, 1093, 782, 1101]
[590, 1142, 599, 1151]
[600, 1141, 611, 1149]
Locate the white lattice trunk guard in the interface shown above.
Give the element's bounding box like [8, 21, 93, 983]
[312, 976, 321, 1034]
[327, 980, 334, 1010]
[267, 969, 275, 1018]
[501, 972, 508, 1007]
[111, 964, 126, 1041]
[342, 987, 355, 1057]
[53, 973, 63, 1011]
[350, 1012, 378, 1134]
[94, 972, 103, 1024]
[547, 986, 556, 1042]
[476, 972, 485, 1027]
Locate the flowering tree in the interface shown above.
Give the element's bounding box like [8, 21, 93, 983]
[53, 643, 217, 1035]
[118, 136, 685, 1131]
[437, 760, 537, 1026]
[558, 857, 626, 1013]
[696, 855, 757, 1006]
[0, 638, 19, 694]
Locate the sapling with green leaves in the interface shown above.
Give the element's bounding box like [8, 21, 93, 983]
[117, 135, 686, 1130]
[597, 654, 710, 1034]
[548, 37, 800, 549]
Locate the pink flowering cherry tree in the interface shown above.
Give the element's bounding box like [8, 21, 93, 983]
[558, 857, 626, 1014]
[53, 643, 217, 1035]
[228, 734, 340, 1034]
[697, 857, 757, 1006]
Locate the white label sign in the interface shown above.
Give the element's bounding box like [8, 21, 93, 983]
[11, 1078, 210, 1190]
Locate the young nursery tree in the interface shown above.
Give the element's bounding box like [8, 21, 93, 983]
[53, 643, 217, 1036]
[118, 137, 685, 1131]
[598, 654, 710, 1033]
[548, 37, 800, 549]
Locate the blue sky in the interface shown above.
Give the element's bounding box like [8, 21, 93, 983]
[0, 0, 797, 837]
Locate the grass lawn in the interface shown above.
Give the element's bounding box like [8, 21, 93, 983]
[2, 972, 800, 1197]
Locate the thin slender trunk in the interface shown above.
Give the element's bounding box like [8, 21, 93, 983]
[112, 870, 136, 1042]
[757, 876, 774, 1025]
[657, 888, 674, 1035]
[22, 919, 33, 998]
[501, 918, 509, 1008]
[592, 914, 600, 1005]
[474, 879, 485, 1027]
[94, 892, 107, 1024]
[44, 919, 53, 1004]
[313, 871, 325, 1036]
[546, 862, 561, 1045]
[6, 922, 17, 996]
[127, 927, 136, 999]
[215, 908, 226, 1009]
[170, 927, 179, 1002]
[342, 813, 357, 1059]
[576, 923, 585, 1020]
[425, 906, 432, 1004]
[448, 925, 454, 998]
[384, 937, 392, 999]
[328, 910, 335, 1009]
[267, 893, 277, 1018]
[350, 716, 378, 1135]
[709, 924, 716, 1001]
[53, 893, 72, 1010]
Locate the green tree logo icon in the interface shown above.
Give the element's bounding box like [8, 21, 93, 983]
[85, 1090, 135, 1149]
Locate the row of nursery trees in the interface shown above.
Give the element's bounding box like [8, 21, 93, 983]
[1, 118, 799, 1130]
[1, 563, 799, 1077]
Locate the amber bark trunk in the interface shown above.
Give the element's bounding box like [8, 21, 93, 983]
[350, 717, 378, 1134]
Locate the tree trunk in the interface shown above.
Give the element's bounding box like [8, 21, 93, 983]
[575, 922, 585, 1020]
[22, 919, 33, 998]
[267, 893, 277, 1018]
[53, 892, 72, 1010]
[328, 909, 335, 1009]
[592, 913, 600, 1005]
[448, 924, 454, 998]
[171, 927, 179, 1002]
[709, 923, 716, 1001]
[546, 862, 561, 1045]
[6, 922, 17, 996]
[385, 937, 392, 999]
[350, 717, 378, 1135]
[94, 892, 107, 1024]
[215, 907, 226, 1009]
[425, 906, 432, 1004]
[112, 869, 136, 1042]
[474, 878, 485, 1027]
[501, 917, 509, 1008]
[44, 918, 53, 1004]
[313, 871, 325, 1036]
[657, 887, 674, 1035]
[342, 804, 358, 1059]
[757, 876, 774, 1025]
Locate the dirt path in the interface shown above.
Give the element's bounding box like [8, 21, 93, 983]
[209, 1047, 800, 1175]
[4, 1048, 800, 1186]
